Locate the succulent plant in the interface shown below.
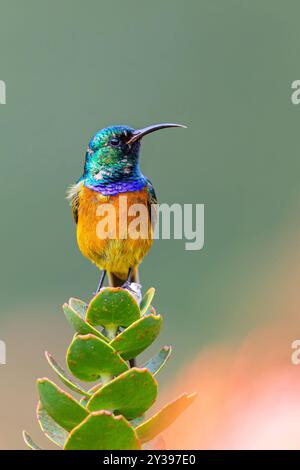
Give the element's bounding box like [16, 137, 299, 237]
[23, 286, 196, 450]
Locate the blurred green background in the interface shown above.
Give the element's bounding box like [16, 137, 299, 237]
[1, 0, 300, 448]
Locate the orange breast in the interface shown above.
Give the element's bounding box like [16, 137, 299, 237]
[77, 185, 153, 278]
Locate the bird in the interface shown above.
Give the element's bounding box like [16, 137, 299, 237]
[68, 123, 186, 293]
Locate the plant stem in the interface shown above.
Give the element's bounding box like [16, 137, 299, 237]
[100, 326, 118, 384]
[106, 326, 117, 341]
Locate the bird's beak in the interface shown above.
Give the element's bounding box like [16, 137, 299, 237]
[127, 123, 187, 145]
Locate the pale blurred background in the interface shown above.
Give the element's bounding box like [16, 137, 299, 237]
[1, 0, 300, 449]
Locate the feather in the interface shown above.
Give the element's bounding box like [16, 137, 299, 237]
[147, 178, 158, 232]
[66, 180, 83, 224]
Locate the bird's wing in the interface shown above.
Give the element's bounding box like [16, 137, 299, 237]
[66, 179, 83, 224]
[147, 178, 158, 231]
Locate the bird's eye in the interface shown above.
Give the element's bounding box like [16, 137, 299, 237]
[110, 138, 120, 147]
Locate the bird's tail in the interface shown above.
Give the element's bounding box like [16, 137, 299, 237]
[108, 268, 140, 287]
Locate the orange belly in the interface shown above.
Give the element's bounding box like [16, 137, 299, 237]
[77, 185, 153, 279]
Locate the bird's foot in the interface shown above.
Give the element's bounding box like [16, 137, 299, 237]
[92, 270, 107, 297]
[92, 289, 101, 297]
[121, 281, 142, 304]
[121, 281, 131, 290]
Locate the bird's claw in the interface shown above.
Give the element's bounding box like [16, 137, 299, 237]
[121, 281, 132, 290]
[121, 282, 142, 304]
[92, 287, 104, 298]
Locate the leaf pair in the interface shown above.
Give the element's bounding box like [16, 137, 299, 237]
[64, 288, 161, 362]
[36, 403, 141, 450]
[27, 391, 197, 450]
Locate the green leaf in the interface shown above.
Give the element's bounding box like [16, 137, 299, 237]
[86, 287, 140, 329]
[63, 303, 108, 342]
[143, 346, 172, 376]
[22, 431, 42, 450]
[45, 351, 89, 397]
[36, 401, 68, 448]
[87, 368, 157, 419]
[148, 305, 157, 316]
[64, 411, 141, 450]
[69, 297, 88, 319]
[140, 287, 155, 315]
[88, 382, 102, 394]
[67, 334, 128, 382]
[37, 378, 89, 431]
[110, 314, 162, 360]
[80, 396, 89, 407]
[80, 383, 102, 407]
[136, 393, 197, 443]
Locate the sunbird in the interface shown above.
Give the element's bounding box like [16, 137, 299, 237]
[68, 123, 185, 292]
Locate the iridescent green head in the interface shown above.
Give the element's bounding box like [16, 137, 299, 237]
[83, 123, 186, 195]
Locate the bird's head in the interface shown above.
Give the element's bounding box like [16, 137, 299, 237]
[83, 123, 186, 195]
